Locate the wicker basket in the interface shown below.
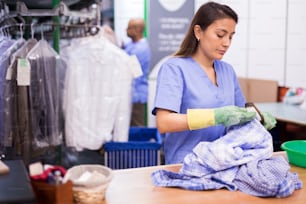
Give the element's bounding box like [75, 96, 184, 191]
[63, 165, 113, 204]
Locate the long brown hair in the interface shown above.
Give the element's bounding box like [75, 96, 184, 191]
[175, 1, 238, 57]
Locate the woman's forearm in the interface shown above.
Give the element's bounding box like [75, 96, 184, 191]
[156, 109, 189, 133]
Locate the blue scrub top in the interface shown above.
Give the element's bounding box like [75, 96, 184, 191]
[124, 38, 151, 103]
[152, 56, 246, 164]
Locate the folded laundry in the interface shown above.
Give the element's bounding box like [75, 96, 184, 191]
[151, 119, 302, 197]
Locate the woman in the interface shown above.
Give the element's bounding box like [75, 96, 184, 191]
[152, 2, 274, 164]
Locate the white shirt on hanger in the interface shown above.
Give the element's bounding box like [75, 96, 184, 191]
[61, 34, 138, 151]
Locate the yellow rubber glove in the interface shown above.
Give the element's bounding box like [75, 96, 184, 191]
[187, 106, 256, 130]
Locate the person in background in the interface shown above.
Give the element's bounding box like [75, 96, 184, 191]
[124, 18, 151, 126]
[152, 2, 276, 164]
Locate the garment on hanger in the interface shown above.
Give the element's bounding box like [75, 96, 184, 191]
[0, 38, 25, 148]
[61, 33, 137, 151]
[0, 38, 17, 147]
[3, 38, 37, 163]
[26, 39, 62, 148]
[0, 36, 62, 163]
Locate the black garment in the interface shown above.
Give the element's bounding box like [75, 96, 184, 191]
[3, 39, 62, 164]
[27, 40, 62, 149]
[130, 102, 146, 126]
[4, 39, 37, 163]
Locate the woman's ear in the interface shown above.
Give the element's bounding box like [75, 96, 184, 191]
[193, 25, 202, 41]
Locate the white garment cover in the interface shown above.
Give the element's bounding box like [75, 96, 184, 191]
[61, 34, 137, 151]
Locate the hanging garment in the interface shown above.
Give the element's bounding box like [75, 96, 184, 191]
[0, 38, 25, 147]
[151, 119, 302, 198]
[25, 39, 62, 149]
[0, 38, 17, 147]
[3, 38, 37, 162]
[61, 34, 136, 151]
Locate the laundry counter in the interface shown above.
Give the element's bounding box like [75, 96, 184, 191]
[103, 152, 305, 204]
[256, 102, 306, 126]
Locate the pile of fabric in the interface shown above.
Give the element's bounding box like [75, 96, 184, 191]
[151, 119, 302, 198]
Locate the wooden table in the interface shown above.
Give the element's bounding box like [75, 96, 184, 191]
[104, 152, 306, 204]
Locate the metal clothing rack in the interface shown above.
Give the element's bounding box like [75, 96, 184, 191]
[1, 0, 100, 52]
[17, 1, 99, 52]
[0, 22, 100, 41]
[15, 1, 97, 19]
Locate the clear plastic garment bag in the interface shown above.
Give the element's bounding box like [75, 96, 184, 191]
[1, 36, 62, 163]
[3, 37, 37, 163]
[0, 37, 23, 158]
[26, 39, 62, 149]
[61, 33, 135, 151]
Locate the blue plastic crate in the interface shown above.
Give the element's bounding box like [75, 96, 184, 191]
[104, 127, 162, 169]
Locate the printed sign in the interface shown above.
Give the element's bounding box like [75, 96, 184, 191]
[148, 0, 194, 70]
